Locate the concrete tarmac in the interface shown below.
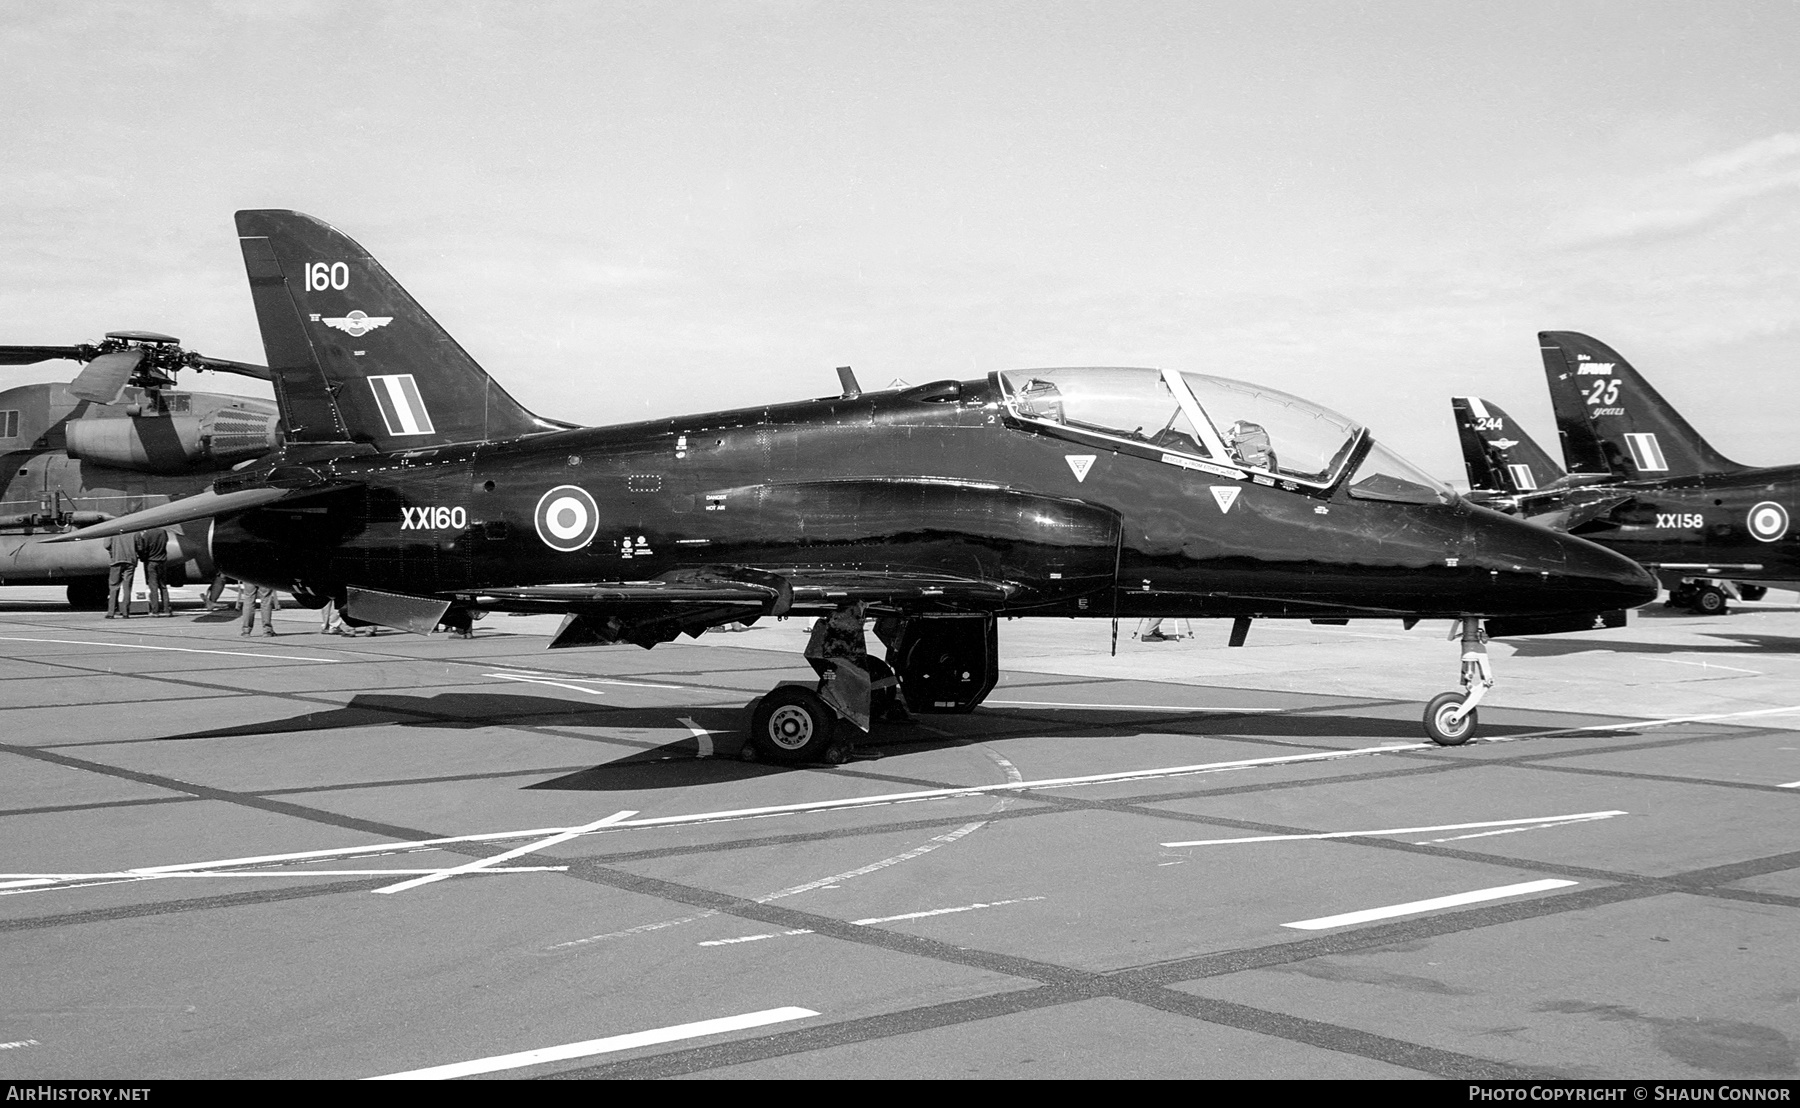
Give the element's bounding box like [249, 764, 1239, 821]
[1, 587, 1797, 1080]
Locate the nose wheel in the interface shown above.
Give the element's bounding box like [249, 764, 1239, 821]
[1423, 617, 1490, 746]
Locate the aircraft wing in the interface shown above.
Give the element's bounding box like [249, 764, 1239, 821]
[37, 486, 300, 543]
[481, 571, 1011, 610]
[462, 567, 1016, 649]
[1525, 493, 1635, 533]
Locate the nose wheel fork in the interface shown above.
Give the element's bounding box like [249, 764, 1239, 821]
[1424, 617, 1491, 746]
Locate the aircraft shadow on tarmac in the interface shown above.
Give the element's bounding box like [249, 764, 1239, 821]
[147, 690, 1553, 792]
[1504, 633, 1800, 658]
[527, 705, 1550, 792]
[156, 692, 743, 741]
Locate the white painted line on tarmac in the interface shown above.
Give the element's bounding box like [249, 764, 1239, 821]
[1650, 657, 1763, 676]
[489, 670, 687, 691]
[1564, 704, 1800, 733]
[4, 867, 565, 885]
[374, 810, 637, 894]
[366, 1006, 819, 1079]
[0, 635, 336, 663]
[1413, 816, 1618, 843]
[1282, 879, 1577, 931]
[986, 699, 1282, 713]
[487, 673, 606, 697]
[599, 742, 1433, 832]
[1161, 811, 1626, 848]
[679, 717, 717, 757]
[547, 821, 993, 950]
[698, 896, 1046, 946]
[699, 930, 806, 946]
[858, 896, 1045, 924]
[10, 745, 1439, 895]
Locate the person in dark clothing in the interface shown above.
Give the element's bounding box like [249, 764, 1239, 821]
[105, 532, 137, 619]
[135, 527, 170, 617]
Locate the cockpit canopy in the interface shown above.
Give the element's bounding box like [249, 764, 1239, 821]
[995, 366, 1452, 505]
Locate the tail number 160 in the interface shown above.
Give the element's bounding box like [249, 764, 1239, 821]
[306, 261, 350, 291]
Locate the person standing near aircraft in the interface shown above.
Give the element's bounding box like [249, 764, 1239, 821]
[203, 573, 234, 611]
[136, 525, 170, 616]
[239, 582, 276, 636]
[104, 531, 136, 619]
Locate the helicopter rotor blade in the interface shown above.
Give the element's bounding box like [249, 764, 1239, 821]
[186, 355, 272, 381]
[68, 348, 143, 404]
[0, 345, 94, 366]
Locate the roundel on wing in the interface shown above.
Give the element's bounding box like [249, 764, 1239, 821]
[534, 485, 600, 552]
[1747, 501, 1790, 543]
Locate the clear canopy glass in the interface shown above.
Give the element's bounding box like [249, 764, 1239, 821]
[1346, 440, 1456, 504]
[996, 367, 1372, 487]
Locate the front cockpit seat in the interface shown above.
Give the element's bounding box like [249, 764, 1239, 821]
[1227, 419, 1277, 472]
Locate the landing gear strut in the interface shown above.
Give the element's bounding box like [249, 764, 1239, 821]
[1423, 617, 1490, 746]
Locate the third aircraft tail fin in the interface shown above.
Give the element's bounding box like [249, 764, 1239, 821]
[1538, 331, 1743, 480]
[235, 210, 567, 452]
[1450, 396, 1562, 495]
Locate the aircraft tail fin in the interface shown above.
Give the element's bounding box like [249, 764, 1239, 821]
[235, 210, 565, 451]
[1538, 331, 1743, 479]
[1450, 396, 1562, 494]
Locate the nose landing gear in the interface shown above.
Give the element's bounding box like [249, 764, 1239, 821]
[1424, 617, 1491, 746]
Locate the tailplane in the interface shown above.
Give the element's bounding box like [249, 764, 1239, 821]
[236, 210, 567, 451]
[1538, 331, 1742, 479]
[1450, 396, 1563, 495]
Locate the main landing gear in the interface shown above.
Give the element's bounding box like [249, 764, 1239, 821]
[743, 611, 998, 766]
[1423, 617, 1491, 746]
[744, 661, 902, 767]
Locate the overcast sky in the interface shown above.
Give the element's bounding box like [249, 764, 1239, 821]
[4, 0, 1798, 478]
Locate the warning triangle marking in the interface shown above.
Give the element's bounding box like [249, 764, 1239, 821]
[1211, 486, 1240, 513]
[1065, 455, 1095, 482]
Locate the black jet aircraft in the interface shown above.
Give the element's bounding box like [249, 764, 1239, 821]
[1452, 332, 1799, 615]
[53, 211, 1655, 750]
[1, 334, 279, 606]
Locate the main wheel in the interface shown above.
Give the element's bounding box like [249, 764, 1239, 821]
[1423, 691, 1477, 746]
[1690, 585, 1729, 616]
[66, 579, 108, 610]
[749, 686, 838, 764]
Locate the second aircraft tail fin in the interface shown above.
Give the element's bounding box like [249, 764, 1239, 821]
[1538, 331, 1743, 479]
[1450, 396, 1562, 495]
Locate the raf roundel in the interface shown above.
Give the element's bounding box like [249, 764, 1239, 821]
[1747, 501, 1790, 543]
[534, 485, 600, 552]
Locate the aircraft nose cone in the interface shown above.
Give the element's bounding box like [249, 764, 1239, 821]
[1557, 532, 1659, 610]
[1467, 507, 1657, 615]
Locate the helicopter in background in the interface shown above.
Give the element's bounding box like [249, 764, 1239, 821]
[0, 331, 280, 607]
